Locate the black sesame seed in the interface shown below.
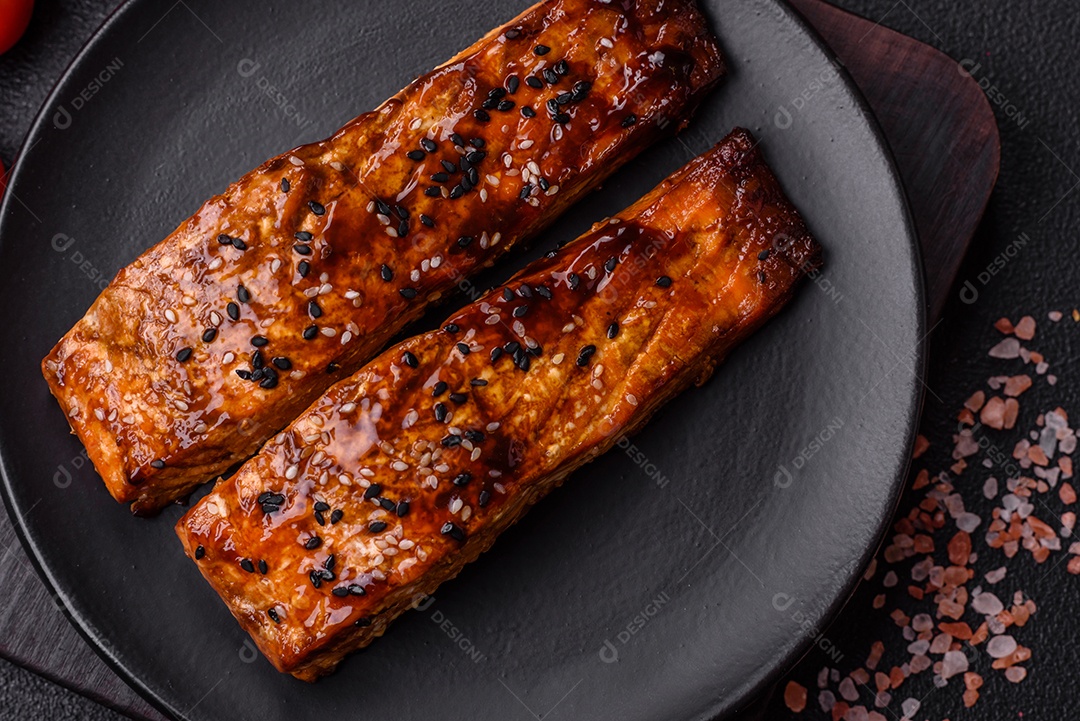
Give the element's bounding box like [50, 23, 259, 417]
[519, 184, 533, 200]
[568, 273, 580, 290]
[379, 498, 395, 511]
[280, 178, 290, 193]
[605, 257, 618, 273]
[441, 522, 466, 542]
[505, 28, 521, 39]
[432, 172, 450, 183]
[467, 151, 487, 164]
[217, 233, 232, 245]
[236, 369, 253, 381]
[557, 59, 571, 76]
[317, 567, 335, 581]
[202, 328, 217, 343]
[314, 501, 330, 513]
[258, 559, 268, 574]
[240, 558, 255, 573]
[512, 305, 528, 318]
[464, 429, 485, 443]
[309, 571, 322, 588]
[451, 132, 466, 147]
[554, 112, 570, 124]
[267, 607, 282, 623]
[482, 98, 499, 111]
[259, 370, 279, 389]
[474, 108, 491, 122]
[237, 284, 251, 304]
[194, 545, 205, 560]
[369, 521, 388, 533]
[364, 484, 382, 500]
[517, 285, 533, 299]
[252, 350, 265, 369]
[398, 219, 409, 236]
[622, 114, 638, 128]
[376, 199, 392, 215]
[490, 347, 504, 362]
[425, 186, 442, 197]
[441, 159, 457, 173]
[577, 344, 597, 366]
[250, 368, 265, 382]
[656, 275, 672, 288]
[758, 270, 767, 283]
[231, 237, 247, 251]
[453, 472, 472, 487]
[479, 490, 491, 508]
[527, 343, 543, 357]
[441, 434, 462, 448]
[543, 68, 560, 85]
[498, 99, 515, 111]
[420, 138, 437, 153]
[295, 231, 313, 241]
[176, 347, 193, 362]
[399, 288, 417, 299]
[250, 335, 268, 348]
[395, 204, 410, 219]
[538, 177, 550, 191]
[272, 356, 291, 370]
[449, 392, 468, 405]
[516, 353, 531, 372]
[521, 106, 537, 118]
[470, 378, 488, 387]
[450, 185, 465, 199]
[304, 536, 321, 550]
[332, 586, 350, 597]
[330, 509, 344, 524]
[556, 92, 573, 105]
[607, 322, 620, 339]
[402, 351, 418, 368]
[507, 75, 520, 94]
[350, 586, 367, 598]
[298, 260, 311, 277]
[378, 264, 394, 282]
[308, 201, 326, 215]
[226, 302, 240, 321]
[308, 300, 322, 318]
[534, 44, 551, 55]
[536, 285, 552, 299]
[420, 214, 435, 227]
[303, 325, 319, 340]
[458, 235, 474, 248]
[327, 362, 340, 374]
[149, 459, 166, 471]
[456, 342, 471, 355]
[407, 149, 426, 161]
[505, 341, 521, 354]
[434, 402, 448, 422]
[433, 381, 448, 396]
[315, 511, 325, 525]
[526, 76, 543, 89]
[758, 249, 771, 260]
[294, 243, 313, 255]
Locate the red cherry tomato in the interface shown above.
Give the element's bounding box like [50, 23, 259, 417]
[0, 0, 34, 55]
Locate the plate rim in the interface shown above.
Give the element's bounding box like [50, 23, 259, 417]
[0, 0, 927, 719]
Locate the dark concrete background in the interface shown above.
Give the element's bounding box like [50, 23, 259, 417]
[2, 0, 1078, 719]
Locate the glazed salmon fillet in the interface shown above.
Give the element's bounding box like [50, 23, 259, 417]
[176, 129, 822, 680]
[41, 0, 725, 513]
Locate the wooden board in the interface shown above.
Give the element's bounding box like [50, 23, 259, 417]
[0, 1, 998, 718]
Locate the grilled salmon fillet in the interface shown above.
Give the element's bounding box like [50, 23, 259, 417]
[176, 128, 822, 680]
[41, 0, 725, 514]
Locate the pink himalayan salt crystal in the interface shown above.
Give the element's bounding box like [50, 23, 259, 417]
[1005, 666, 1028, 683]
[838, 676, 859, 701]
[985, 566, 1007, 583]
[989, 337, 1021, 359]
[986, 634, 1018, 658]
[1049, 310, 1063, 322]
[941, 650, 969, 679]
[1014, 315, 1036, 340]
[972, 591, 1004, 615]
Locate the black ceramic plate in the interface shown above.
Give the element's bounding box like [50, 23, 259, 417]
[0, 1, 924, 719]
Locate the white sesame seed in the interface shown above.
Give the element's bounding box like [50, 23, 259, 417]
[399, 539, 415, 550]
[68, 406, 80, 418]
[164, 309, 177, 323]
[360, 467, 375, 478]
[210, 311, 222, 326]
[600, 37, 614, 48]
[372, 558, 385, 570]
[330, 161, 345, 171]
[431, 255, 442, 269]
[386, 227, 399, 238]
[562, 322, 575, 333]
[492, 232, 502, 245]
[94, 408, 105, 421]
[304, 287, 320, 298]
[503, 154, 513, 168]
[513, 320, 526, 336]
[486, 422, 500, 432]
[104, 360, 113, 373]
[450, 498, 463, 514]
[338, 474, 351, 486]
[108, 409, 117, 422]
[471, 447, 482, 461]
[174, 400, 189, 411]
[403, 409, 419, 428]
[208, 257, 223, 271]
[644, 300, 657, 309]
[421, 259, 430, 272]
[285, 464, 299, 480]
[194, 422, 208, 433]
[519, 140, 534, 150]
[486, 174, 501, 185]
[410, 117, 423, 131]
[288, 155, 303, 166]
[506, 168, 520, 177]
[341, 331, 353, 344]
[546, 185, 560, 196]
[552, 353, 565, 364]
[494, 482, 506, 493]
[392, 461, 408, 472]
[592, 379, 603, 390]
[627, 394, 638, 406]
[319, 283, 332, 295]
[593, 364, 604, 377]
[480, 189, 488, 203]
[435, 463, 450, 473]
[527, 161, 541, 176]
[321, 327, 337, 337]
[553, 125, 564, 141]
[410, 269, 420, 282]
[485, 315, 500, 325]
